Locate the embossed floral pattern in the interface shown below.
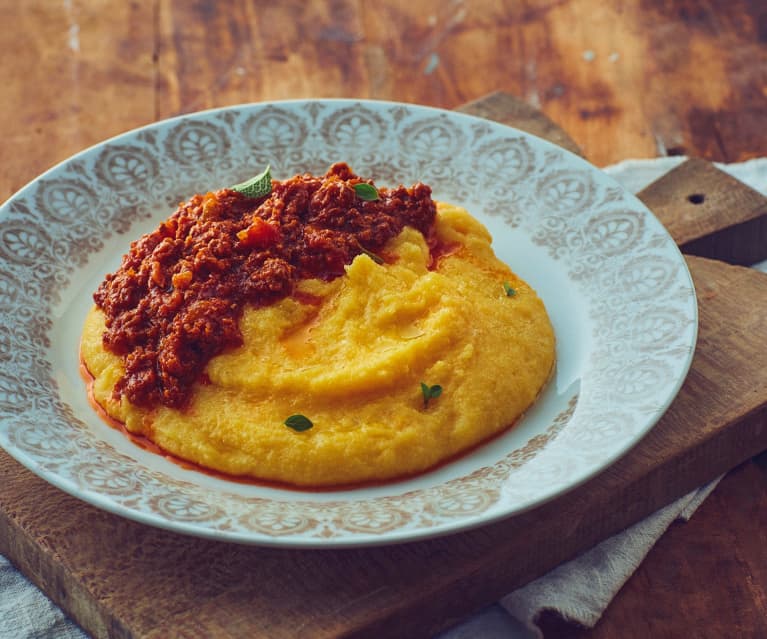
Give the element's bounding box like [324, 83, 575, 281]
[76, 461, 139, 494]
[0, 225, 50, 266]
[0, 100, 697, 546]
[339, 507, 409, 534]
[242, 509, 316, 536]
[151, 494, 224, 521]
[96, 145, 156, 189]
[428, 490, 498, 518]
[10, 420, 74, 458]
[242, 107, 307, 149]
[322, 105, 387, 150]
[165, 121, 229, 166]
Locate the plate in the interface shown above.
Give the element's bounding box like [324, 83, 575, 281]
[0, 100, 697, 547]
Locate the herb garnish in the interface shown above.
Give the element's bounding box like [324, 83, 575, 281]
[230, 165, 272, 199]
[285, 414, 313, 432]
[420, 382, 443, 409]
[503, 281, 516, 297]
[359, 247, 384, 264]
[353, 182, 380, 201]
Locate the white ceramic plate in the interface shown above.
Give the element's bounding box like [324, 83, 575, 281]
[0, 100, 697, 547]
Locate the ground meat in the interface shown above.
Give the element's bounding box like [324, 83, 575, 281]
[93, 163, 437, 409]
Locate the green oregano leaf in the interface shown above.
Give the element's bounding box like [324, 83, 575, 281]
[420, 382, 443, 409]
[503, 281, 516, 297]
[230, 165, 272, 199]
[285, 414, 313, 432]
[353, 182, 380, 201]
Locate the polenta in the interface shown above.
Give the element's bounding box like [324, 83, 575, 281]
[82, 165, 555, 487]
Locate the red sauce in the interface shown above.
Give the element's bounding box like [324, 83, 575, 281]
[93, 163, 436, 410]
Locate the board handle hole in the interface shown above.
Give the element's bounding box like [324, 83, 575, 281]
[687, 193, 705, 205]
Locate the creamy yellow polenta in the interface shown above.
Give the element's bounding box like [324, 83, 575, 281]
[81, 203, 555, 487]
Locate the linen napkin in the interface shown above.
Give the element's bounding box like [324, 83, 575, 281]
[0, 555, 85, 639]
[2, 156, 766, 639]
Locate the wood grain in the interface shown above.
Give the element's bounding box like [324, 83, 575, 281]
[2, 2, 767, 637]
[540, 456, 767, 639]
[0, 1, 155, 198]
[455, 91, 583, 157]
[2, 0, 767, 206]
[639, 157, 767, 265]
[2, 91, 767, 638]
[151, 0, 767, 165]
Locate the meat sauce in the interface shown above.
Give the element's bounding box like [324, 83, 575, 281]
[93, 163, 437, 410]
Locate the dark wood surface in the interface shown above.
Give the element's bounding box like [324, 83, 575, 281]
[2, 140, 767, 638]
[2, 2, 767, 637]
[3, 0, 767, 204]
[539, 453, 767, 639]
[638, 157, 767, 266]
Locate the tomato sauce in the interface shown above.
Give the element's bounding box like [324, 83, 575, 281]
[93, 163, 436, 410]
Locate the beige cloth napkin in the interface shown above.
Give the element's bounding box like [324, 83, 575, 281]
[2, 157, 766, 639]
[440, 482, 719, 639]
[498, 480, 720, 637]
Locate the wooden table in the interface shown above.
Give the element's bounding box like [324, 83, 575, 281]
[2, 2, 767, 637]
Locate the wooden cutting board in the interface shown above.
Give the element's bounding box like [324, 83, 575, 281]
[2, 92, 767, 639]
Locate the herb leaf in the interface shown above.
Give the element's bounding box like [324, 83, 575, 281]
[420, 382, 443, 409]
[359, 247, 384, 264]
[231, 165, 272, 199]
[285, 414, 313, 432]
[353, 182, 380, 201]
[503, 281, 516, 297]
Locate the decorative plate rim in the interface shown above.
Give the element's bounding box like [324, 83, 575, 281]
[0, 99, 697, 547]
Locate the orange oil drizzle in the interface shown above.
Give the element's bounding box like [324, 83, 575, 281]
[80, 354, 528, 493]
[78, 235, 540, 494]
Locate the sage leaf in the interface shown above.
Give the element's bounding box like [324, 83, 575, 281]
[231, 165, 272, 199]
[353, 182, 380, 201]
[359, 247, 384, 264]
[420, 382, 443, 409]
[285, 414, 313, 432]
